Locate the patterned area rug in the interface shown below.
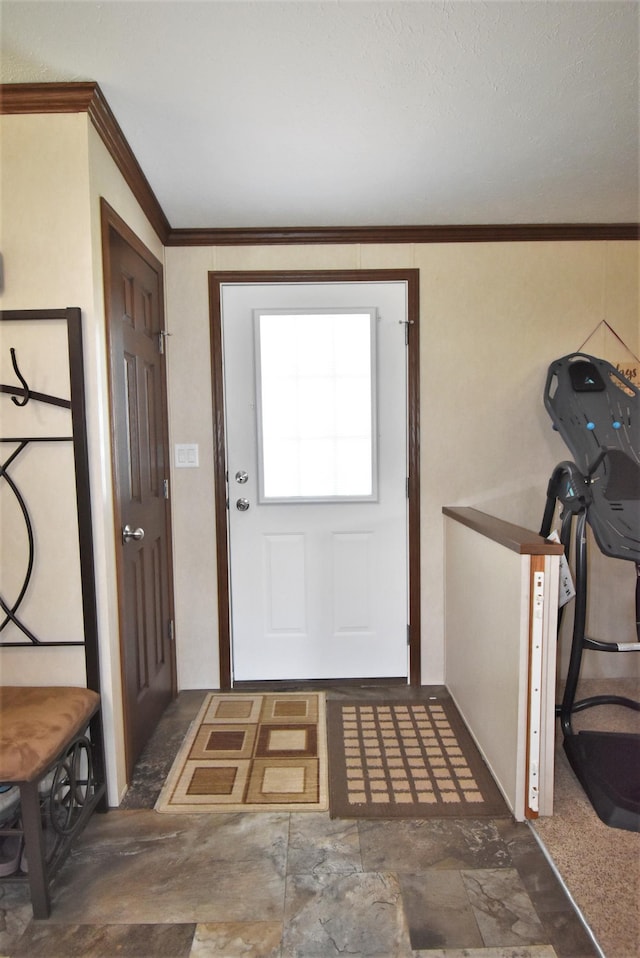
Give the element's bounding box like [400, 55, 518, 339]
[156, 692, 328, 813]
[327, 698, 509, 818]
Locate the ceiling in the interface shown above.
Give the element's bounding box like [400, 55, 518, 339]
[1, 1, 638, 230]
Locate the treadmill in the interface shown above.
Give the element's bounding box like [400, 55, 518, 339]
[539, 352, 640, 831]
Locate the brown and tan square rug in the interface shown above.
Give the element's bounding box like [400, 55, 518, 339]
[327, 698, 509, 819]
[156, 692, 328, 813]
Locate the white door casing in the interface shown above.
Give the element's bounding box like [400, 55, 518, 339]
[221, 281, 410, 682]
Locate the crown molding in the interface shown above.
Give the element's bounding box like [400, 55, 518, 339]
[0, 82, 170, 243]
[0, 81, 97, 114]
[167, 222, 639, 246]
[2, 83, 638, 248]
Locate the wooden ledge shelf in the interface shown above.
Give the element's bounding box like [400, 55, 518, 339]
[443, 506, 564, 556]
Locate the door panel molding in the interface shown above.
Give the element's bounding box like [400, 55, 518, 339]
[208, 269, 421, 687]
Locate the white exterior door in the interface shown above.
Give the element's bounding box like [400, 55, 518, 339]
[221, 281, 408, 682]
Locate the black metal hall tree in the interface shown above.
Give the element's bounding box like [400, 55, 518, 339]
[0, 307, 105, 786]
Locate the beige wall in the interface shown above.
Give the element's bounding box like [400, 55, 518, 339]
[2, 110, 638, 807]
[0, 112, 166, 804]
[165, 239, 639, 688]
[0, 113, 93, 688]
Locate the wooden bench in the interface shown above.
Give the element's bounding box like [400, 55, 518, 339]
[0, 686, 106, 918]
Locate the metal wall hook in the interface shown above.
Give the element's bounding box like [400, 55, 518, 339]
[10, 348, 30, 406]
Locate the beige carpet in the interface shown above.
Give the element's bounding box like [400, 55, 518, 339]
[533, 679, 640, 958]
[156, 692, 328, 813]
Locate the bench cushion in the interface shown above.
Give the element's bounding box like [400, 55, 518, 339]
[0, 686, 99, 783]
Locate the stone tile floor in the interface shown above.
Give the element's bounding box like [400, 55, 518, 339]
[0, 688, 600, 958]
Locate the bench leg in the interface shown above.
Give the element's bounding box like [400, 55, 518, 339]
[20, 781, 50, 920]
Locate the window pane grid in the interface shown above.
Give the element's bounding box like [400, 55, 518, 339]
[255, 309, 377, 501]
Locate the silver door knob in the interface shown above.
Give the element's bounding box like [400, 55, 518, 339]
[122, 524, 145, 543]
[236, 498, 250, 512]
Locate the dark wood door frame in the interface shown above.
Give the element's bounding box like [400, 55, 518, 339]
[101, 198, 177, 779]
[208, 269, 421, 687]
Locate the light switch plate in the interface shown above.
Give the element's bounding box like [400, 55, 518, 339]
[175, 443, 199, 468]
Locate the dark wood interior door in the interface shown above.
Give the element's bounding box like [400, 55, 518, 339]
[103, 202, 175, 781]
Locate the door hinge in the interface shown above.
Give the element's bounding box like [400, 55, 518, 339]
[158, 330, 172, 354]
[168, 619, 175, 642]
[399, 318, 414, 345]
[163, 478, 170, 500]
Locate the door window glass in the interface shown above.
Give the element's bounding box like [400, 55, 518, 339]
[254, 308, 377, 501]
